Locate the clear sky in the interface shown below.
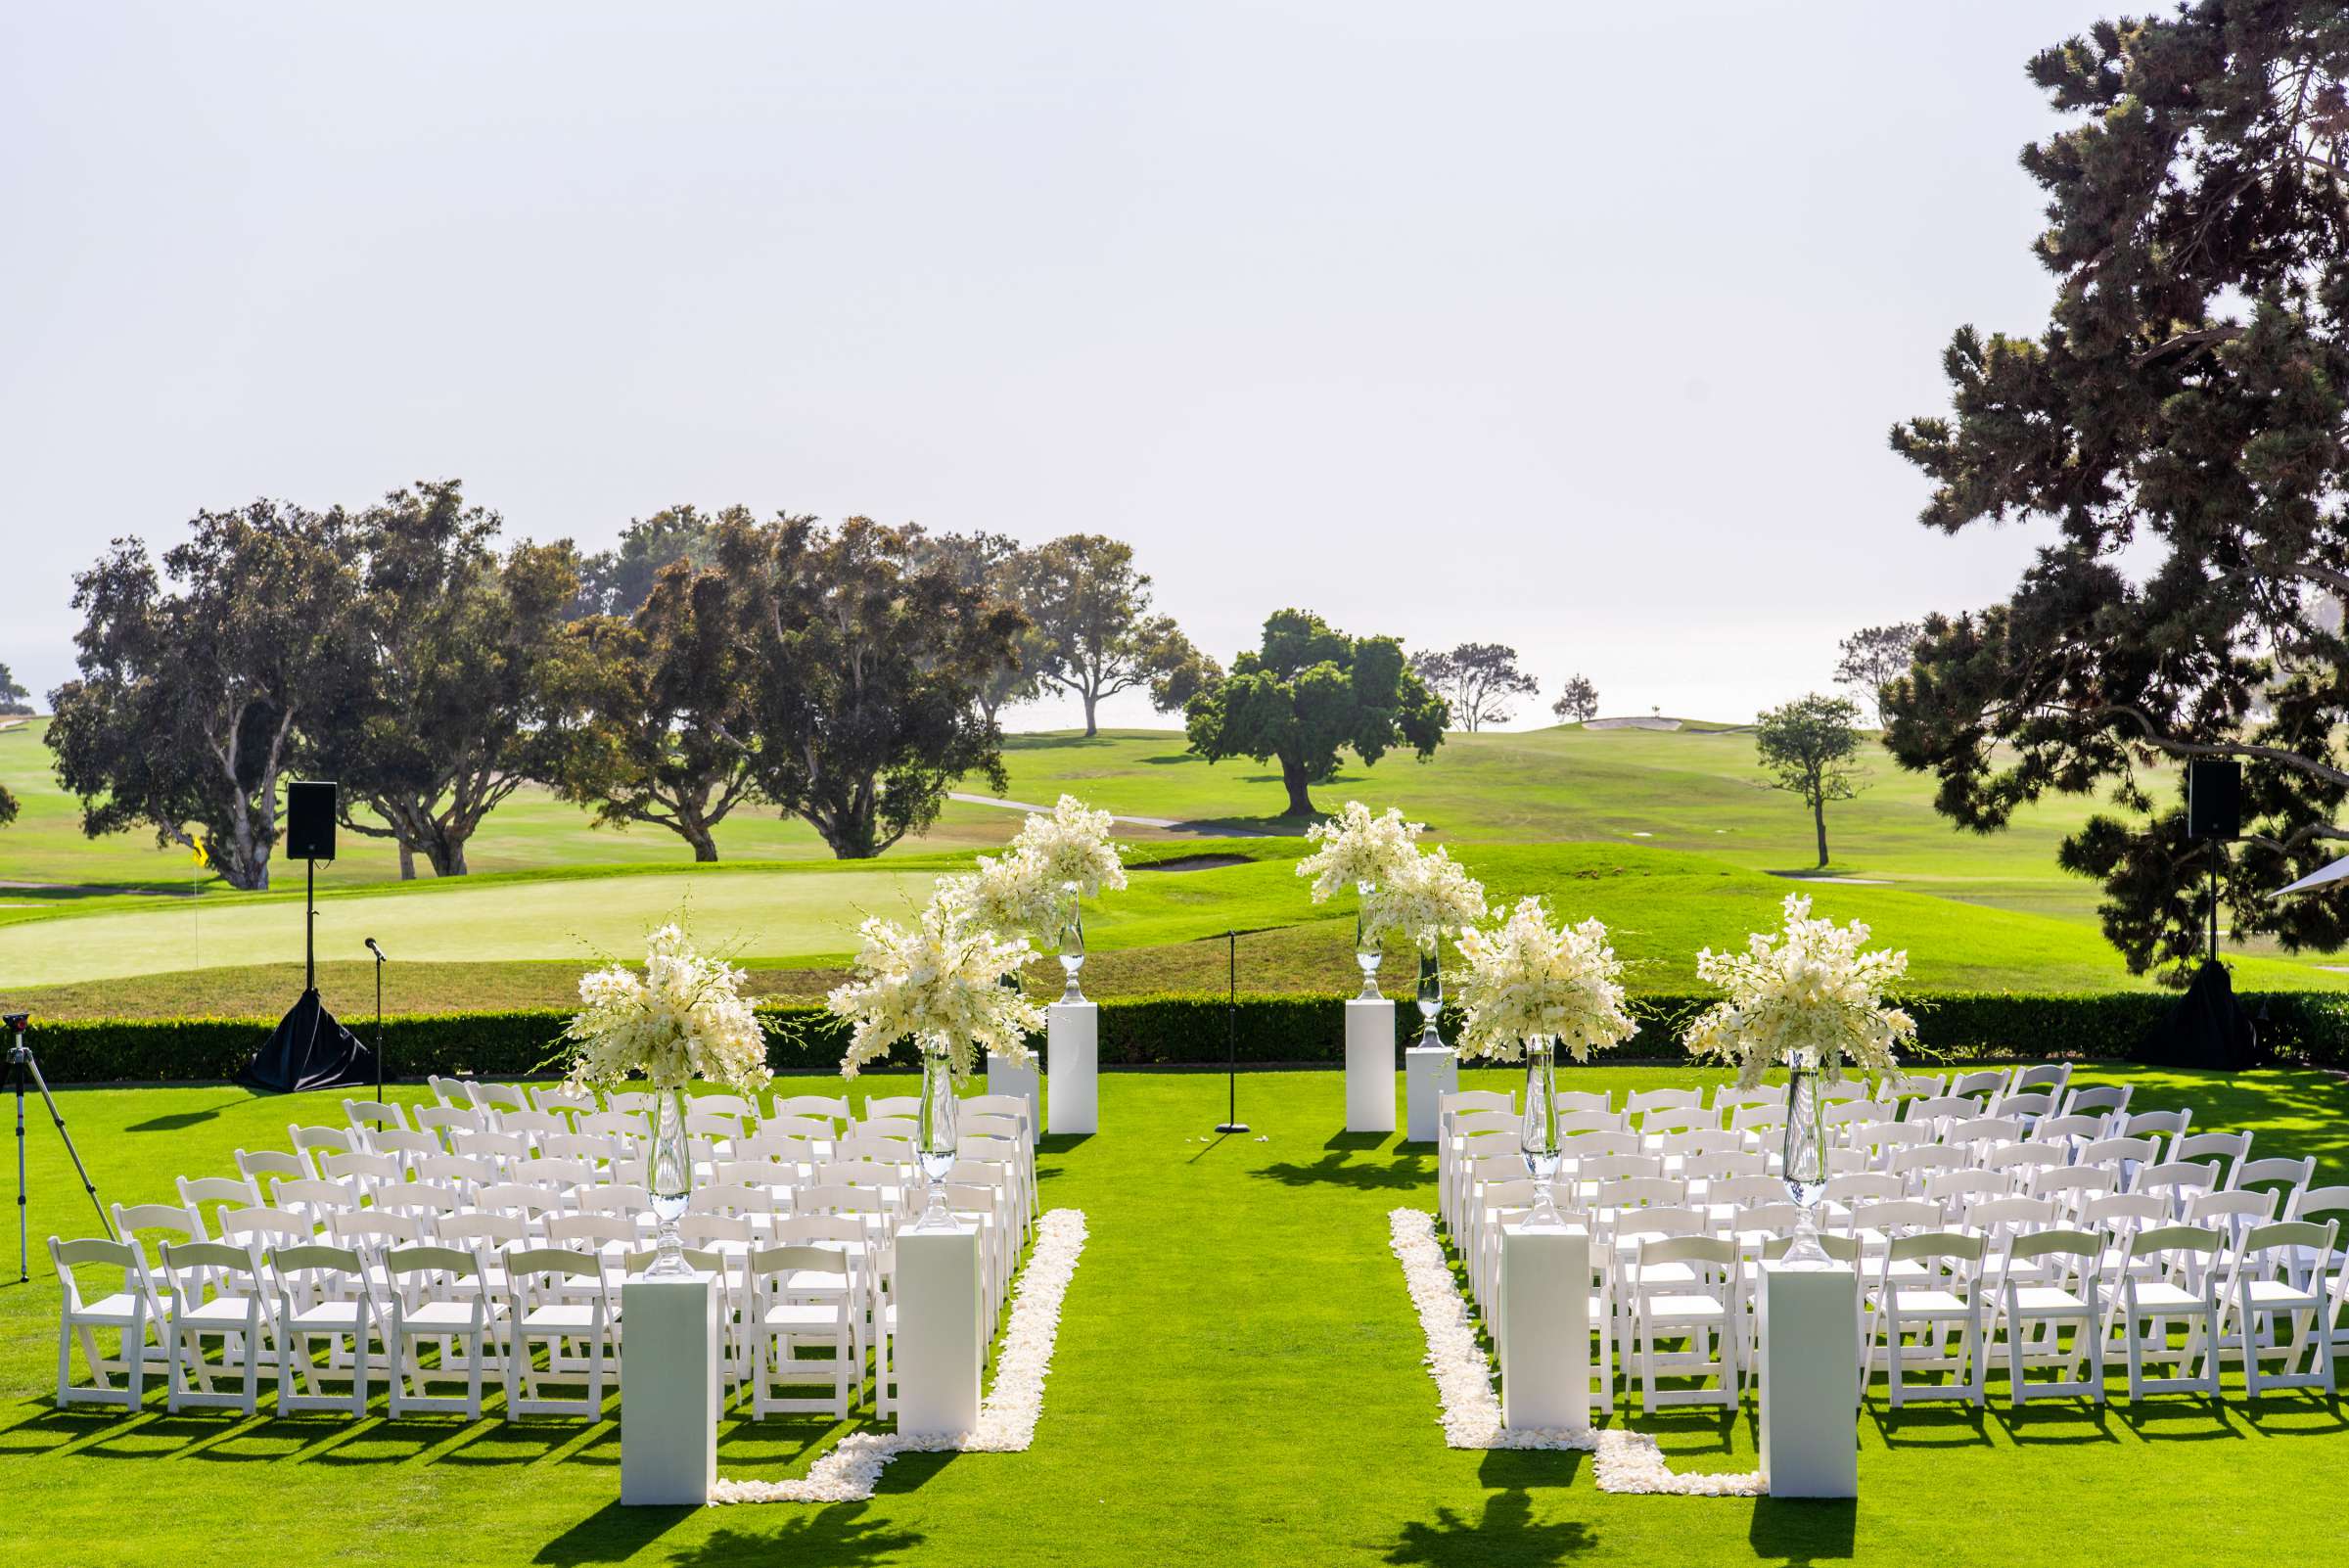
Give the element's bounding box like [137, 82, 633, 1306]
[0, 1, 2116, 731]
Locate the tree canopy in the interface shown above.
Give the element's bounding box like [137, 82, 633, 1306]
[573, 505, 718, 619]
[538, 557, 761, 861]
[1886, 6, 2349, 977]
[1183, 608, 1448, 817]
[0, 661, 29, 716]
[1411, 643, 1539, 732]
[1021, 534, 1211, 737]
[308, 482, 580, 878]
[714, 513, 1023, 858]
[48, 501, 359, 890]
[1756, 694, 1866, 869]
[1551, 674, 1599, 724]
[1833, 623, 1919, 725]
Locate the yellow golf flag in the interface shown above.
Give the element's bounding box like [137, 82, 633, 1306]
[190, 832, 209, 869]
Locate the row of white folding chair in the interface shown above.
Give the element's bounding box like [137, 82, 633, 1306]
[52, 1230, 867, 1420]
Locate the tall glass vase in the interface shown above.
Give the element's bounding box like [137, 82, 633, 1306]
[1354, 879, 1383, 1000]
[912, 1044, 961, 1230]
[1057, 887, 1086, 1003]
[1778, 1050, 1833, 1266]
[645, 1086, 694, 1275]
[1413, 937, 1444, 1048]
[1519, 1037, 1565, 1226]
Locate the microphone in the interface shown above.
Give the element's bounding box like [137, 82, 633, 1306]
[365, 938, 388, 959]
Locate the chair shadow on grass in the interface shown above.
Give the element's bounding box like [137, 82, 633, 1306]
[1863, 1400, 1992, 1450]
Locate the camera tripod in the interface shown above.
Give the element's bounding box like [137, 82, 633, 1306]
[9, 1013, 111, 1285]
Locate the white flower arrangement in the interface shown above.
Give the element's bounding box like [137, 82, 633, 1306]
[825, 898, 1047, 1083]
[933, 850, 1059, 942]
[558, 924, 773, 1095]
[1448, 896, 1638, 1062]
[1681, 892, 1915, 1088]
[1008, 793, 1128, 903]
[1361, 845, 1488, 947]
[1296, 801, 1424, 901]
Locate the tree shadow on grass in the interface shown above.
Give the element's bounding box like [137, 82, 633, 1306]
[1749, 1497, 1856, 1564]
[1254, 1150, 1427, 1191]
[1385, 1484, 1595, 1566]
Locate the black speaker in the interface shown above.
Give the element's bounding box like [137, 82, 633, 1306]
[2188, 759, 2241, 841]
[286, 779, 338, 861]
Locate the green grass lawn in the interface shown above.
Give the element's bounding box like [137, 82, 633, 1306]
[4, 1065, 2348, 1566]
[11, 718, 2344, 1009]
[6, 838, 2344, 1014]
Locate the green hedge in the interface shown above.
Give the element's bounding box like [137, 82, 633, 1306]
[23, 988, 2349, 1084]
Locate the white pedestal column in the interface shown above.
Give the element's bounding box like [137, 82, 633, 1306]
[1404, 1044, 1457, 1143]
[620, 1272, 717, 1506]
[1758, 1262, 1859, 1499]
[896, 1224, 983, 1438]
[987, 1051, 1041, 1145]
[1344, 998, 1396, 1134]
[1499, 1222, 1590, 1431]
[1046, 1001, 1098, 1135]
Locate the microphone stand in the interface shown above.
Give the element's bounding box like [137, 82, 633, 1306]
[1215, 929, 1247, 1134]
[368, 940, 387, 1103]
[9, 1013, 112, 1284]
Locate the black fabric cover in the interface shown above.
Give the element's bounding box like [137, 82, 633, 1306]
[2138, 959, 2259, 1071]
[243, 988, 376, 1093]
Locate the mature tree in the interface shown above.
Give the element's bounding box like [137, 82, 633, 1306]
[1551, 674, 1600, 723]
[1833, 623, 1921, 724]
[1183, 609, 1449, 817]
[309, 482, 580, 878]
[538, 559, 760, 861]
[47, 502, 359, 890]
[1410, 642, 1539, 732]
[0, 662, 30, 716]
[573, 505, 717, 618]
[903, 528, 1049, 727]
[1756, 694, 1866, 868]
[714, 513, 1023, 858]
[1885, 8, 2349, 978]
[1022, 533, 1210, 737]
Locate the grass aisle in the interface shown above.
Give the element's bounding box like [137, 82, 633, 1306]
[3, 1068, 2349, 1564]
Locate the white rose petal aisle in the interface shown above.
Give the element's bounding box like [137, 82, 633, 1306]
[712, 1209, 1090, 1505]
[1387, 1209, 1765, 1498]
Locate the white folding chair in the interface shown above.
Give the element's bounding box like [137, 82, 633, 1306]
[1629, 1233, 1742, 1410]
[2229, 1220, 2338, 1397]
[502, 1248, 618, 1419]
[50, 1236, 158, 1409]
[271, 1243, 377, 1416]
[746, 1244, 856, 1418]
[1994, 1229, 2105, 1405]
[2111, 1224, 2224, 1401]
[383, 1244, 500, 1418]
[1863, 1231, 1987, 1407]
[161, 1240, 270, 1414]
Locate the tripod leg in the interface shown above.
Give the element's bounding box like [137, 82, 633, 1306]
[14, 1062, 25, 1284]
[22, 1055, 113, 1240]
